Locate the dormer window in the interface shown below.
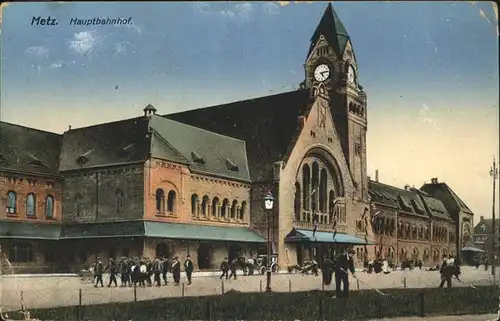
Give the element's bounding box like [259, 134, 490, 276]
[411, 199, 424, 213]
[191, 151, 205, 165]
[77, 150, 92, 165]
[27, 159, 47, 168]
[225, 158, 239, 172]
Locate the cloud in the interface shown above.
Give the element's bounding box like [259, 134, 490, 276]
[418, 103, 441, 132]
[68, 30, 100, 56]
[112, 40, 130, 56]
[25, 45, 49, 59]
[122, 23, 142, 34]
[49, 61, 63, 69]
[263, 2, 280, 15]
[193, 2, 253, 20]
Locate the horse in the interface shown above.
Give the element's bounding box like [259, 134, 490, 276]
[236, 256, 256, 275]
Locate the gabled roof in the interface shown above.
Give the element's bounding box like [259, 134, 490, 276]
[0, 121, 62, 176]
[164, 90, 313, 182]
[308, 3, 350, 58]
[368, 180, 451, 221]
[59, 117, 151, 171]
[420, 181, 474, 215]
[149, 115, 250, 182]
[474, 217, 500, 235]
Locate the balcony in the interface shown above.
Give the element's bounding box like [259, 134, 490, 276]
[294, 201, 347, 230]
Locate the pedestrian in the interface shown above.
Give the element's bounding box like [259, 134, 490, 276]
[94, 257, 104, 288]
[322, 257, 334, 285]
[106, 258, 118, 287]
[172, 256, 181, 285]
[229, 257, 238, 280]
[333, 249, 356, 299]
[161, 256, 169, 285]
[152, 257, 163, 287]
[439, 265, 457, 288]
[184, 254, 194, 285]
[220, 257, 229, 280]
[145, 258, 153, 287]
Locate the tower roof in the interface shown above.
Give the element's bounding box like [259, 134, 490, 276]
[308, 3, 350, 57]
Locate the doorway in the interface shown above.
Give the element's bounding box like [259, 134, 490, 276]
[156, 242, 170, 258]
[296, 244, 304, 265]
[197, 243, 211, 270]
[228, 243, 242, 262]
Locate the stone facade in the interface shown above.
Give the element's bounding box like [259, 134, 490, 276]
[61, 164, 144, 223]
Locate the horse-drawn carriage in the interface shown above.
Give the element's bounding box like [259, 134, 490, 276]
[239, 254, 280, 275]
[287, 260, 319, 275]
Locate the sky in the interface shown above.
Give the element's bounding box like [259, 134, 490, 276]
[0, 1, 498, 223]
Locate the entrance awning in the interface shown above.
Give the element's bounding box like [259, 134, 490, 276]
[461, 246, 485, 253]
[285, 229, 373, 245]
[144, 221, 266, 243]
[0, 221, 61, 240]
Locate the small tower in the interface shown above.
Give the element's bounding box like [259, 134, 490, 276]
[143, 104, 157, 116]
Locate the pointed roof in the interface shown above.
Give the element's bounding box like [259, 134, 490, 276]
[308, 3, 350, 57]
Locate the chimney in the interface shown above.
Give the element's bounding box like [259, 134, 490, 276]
[431, 178, 438, 184]
[143, 103, 157, 116]
[375, 169, 379, 182]
[480, 216, 484, 221]
[68, 125, 72, 131]
[404, 185, 410, 190]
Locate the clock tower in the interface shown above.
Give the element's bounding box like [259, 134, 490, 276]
[303, 3, 368, 201]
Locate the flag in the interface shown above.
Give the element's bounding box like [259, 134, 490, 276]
[312, 218, 319, 238]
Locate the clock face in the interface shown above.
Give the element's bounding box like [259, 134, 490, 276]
[347, 65, 356, 84]
[314, 64, 330, 82]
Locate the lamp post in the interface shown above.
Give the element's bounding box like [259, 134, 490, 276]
[490, 159, 498, 278]
[264, 191, 274, 292]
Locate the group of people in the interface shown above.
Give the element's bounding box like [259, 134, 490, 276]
[319, 248, 357, 299]
[91, 255, 194, 288]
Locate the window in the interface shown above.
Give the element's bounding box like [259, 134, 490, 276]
[116, 189, 124, 214]
[26, 193, 36, 217]
[201, 195, 209, 216]
[75, 194, 83, 216]
[240, 201, 247, 220]
[191, 194, 199, 216]
[6, 191, 17, 214]
[212, 197, 220, 217]
[45, 195, 54, 218]
[9, 243, 34, 262]
[155, 189, 165, 214]
[221, 199, 229, 218]
[167, 190, 176, 213]
[231, 200, 238, 219]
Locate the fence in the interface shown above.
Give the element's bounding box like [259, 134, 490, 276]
[1, 267, 496, 313]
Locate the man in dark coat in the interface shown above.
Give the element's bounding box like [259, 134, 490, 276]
[184, 254, 194, 285]
[93, 257, 104, 288]
[334, 249, 356, 298]
[105, 258, 118, 287]
[152, 257, 163, 287]
[229, 257, 238, 280]
[161, 256, 169, 285]
[322, 257, 334, 285]
[172, 256, 181, 285]
[145, 258, 153, 287]
[118, 257, 129, 287]
[220, 257, 229, 280]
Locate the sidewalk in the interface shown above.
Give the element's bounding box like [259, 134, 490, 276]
[374, 314, 497, 320]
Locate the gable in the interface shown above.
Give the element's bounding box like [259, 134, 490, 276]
[0, 121, 62, 176]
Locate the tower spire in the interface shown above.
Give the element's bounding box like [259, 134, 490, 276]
[308, 3, 350, 57]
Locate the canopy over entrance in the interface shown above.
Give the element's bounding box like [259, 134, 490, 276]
[285, 229, 372, 245]
[461, 246, 485, 253]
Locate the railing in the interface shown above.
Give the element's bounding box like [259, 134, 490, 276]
[294, 202, 346, 229]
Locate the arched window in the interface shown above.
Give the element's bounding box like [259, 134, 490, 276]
[191, 194, 199, 216]
[201, 196, 209, 217]
[231, 200, 238, 219]
[212, 197, 220, 217]
[302, 164, 310, 210]
[45, 195, 54, 218]
[75, 194, 83, 216]
[26, 193, 36, 216]
[167, 190, 176, 213]
[221, 198, 229, 218]
[294, 182, 301, 221]
[155, 189, 165, 214]
[116, 189, 124, 214]
[319, 168, 327, 213]
[6, 191, 17, 214]
[240, 201, 247, 220]
[9, 243, 34, 262]
[311, 162, 319, 212]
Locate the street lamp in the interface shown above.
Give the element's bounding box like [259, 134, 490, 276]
[264, 191, 274, 292]
[490, 159, 498, 278]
